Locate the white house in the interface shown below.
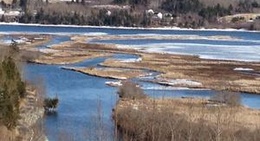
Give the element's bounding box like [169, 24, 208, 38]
[152, 12, 163, 20]
[0, 7, 5, 15]
[4, 10, 20, 16]
[106, 10, 111, 16]
[157, 12, 163, 19]
[146, 9, 154, 15]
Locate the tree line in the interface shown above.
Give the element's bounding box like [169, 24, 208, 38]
[1, 0, 259, 29]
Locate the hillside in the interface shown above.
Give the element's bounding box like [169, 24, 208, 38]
[0, 0, 260, 30]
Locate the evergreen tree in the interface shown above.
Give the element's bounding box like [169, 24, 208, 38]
[0, 56, 25, 129]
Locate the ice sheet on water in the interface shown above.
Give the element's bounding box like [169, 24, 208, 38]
[129, 42, 260, 62]
[118, 58, 142, 63]
[234, 68, 254, 71]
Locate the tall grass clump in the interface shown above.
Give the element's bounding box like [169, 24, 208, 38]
[117, 81, 147, 100]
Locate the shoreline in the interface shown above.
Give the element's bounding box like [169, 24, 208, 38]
[1, 22, 260, 33]
[61, 67, 127, 80]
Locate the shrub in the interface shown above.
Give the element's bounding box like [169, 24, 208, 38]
[211, 91, 241, 107]
[117, 81, 147, 100]
[44, 97, 59, 112]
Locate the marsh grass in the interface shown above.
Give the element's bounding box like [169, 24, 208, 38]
[114, 97, 260, 141]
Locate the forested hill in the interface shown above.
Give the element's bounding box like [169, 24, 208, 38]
[1, 0, 260, 29]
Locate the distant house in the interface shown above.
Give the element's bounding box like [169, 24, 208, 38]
[4, 11, 20, 17]
[152, 12, 163, 20]
[2, 10, 21, 22]
[106, 10, 111, 16]
[164, 13, 173, 19]
[0, 7, 4, 15]
[146, 9, 154, 15]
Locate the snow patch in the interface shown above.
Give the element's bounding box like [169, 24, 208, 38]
[39, 49, 59, 53]
[83, 32, 108, 36]
[159, 79, 202, 87]
[142, 86, 190, 90]
[234, 68, 254, 71]
[0, 22, 259, 33]
[105, 81, 122, 87]
[119, 57, 142, 63]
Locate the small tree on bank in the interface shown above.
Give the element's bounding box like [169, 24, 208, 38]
[44, 97, 59, 112]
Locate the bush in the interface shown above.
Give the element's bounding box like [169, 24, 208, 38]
[117, 81, 147, 100]
[211, 91, 241, 107]
[44, 97, 59, 112]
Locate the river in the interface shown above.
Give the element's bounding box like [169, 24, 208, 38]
[0, 24, 259, 141]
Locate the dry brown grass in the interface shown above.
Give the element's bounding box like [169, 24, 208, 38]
[64, 67, 147, 79]
[34, 52, 109, 65]
[71, 34, 241, 42]
[114, 97, 260, 141]
[102, 52, 260, 94]
[0, 126, 17, 141]
[29, 42, 113, 65]
[116, 98, 260, 129]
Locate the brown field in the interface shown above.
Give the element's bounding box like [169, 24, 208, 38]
[116, 98, 260, 129]
[114, 97, 260, 141]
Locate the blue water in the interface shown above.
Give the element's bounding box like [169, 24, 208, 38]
[0, 24, 259, 40]
[24, 52, 140, 140]
[0, 24, 259, 140]
[92, 39, 260, 46]
[38, 36, 71, 49]
[25, 63, 117, 141]
[147, 89, 260, 109]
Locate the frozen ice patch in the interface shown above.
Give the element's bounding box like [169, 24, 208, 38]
[105, 81, 122, 87]
[119, 57, 142, 63]
[158, 79, 202, 87]
[83, 32, 108, 36]
[234, 68, 254, 71]
[142, 86, 190, 90]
